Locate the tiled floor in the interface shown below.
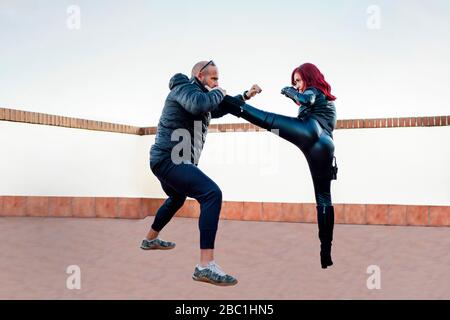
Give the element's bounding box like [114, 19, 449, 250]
[0, 216, 448, 300]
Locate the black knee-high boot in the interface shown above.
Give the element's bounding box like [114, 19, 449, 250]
[317, 205, 334, 268]
[220, 96, 277, 130]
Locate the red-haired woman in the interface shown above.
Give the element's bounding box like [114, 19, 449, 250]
[221, 63, 337, 269]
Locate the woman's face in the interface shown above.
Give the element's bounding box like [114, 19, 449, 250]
[293, 72, 305, 92]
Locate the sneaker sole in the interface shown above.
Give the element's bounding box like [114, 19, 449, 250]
[192, 275, 238, 287]
[140, 245, 175, 250]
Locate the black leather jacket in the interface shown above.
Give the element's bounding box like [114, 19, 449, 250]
[150, 73, 227, 168]
[295, 87, 337, 136]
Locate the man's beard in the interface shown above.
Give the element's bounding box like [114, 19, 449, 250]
[200, 78, 209, 87]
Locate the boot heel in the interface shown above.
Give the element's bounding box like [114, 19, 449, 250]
[321, 252, 333, 269]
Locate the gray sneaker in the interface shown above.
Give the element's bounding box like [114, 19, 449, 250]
[192, 261, 238, 286]
[140, 238, 176, 250]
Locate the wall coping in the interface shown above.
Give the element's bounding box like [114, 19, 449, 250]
[1, 107, 449, 136]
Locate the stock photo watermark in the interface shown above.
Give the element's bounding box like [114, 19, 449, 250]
[206, 129, 281, 176]
[66, 5, 81, 30]
[66, 265, 81, 290]
[170, 122, 280, 176]
[366, 5, 381, 30]
[366, 265, 381, 290]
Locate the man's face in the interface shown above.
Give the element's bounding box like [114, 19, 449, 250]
[198, 66, 219, 88]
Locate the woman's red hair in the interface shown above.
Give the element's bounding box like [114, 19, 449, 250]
[291, 63, 336, 101]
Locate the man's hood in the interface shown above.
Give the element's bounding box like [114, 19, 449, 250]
[168, 73, 190, 90]
[168, 73, 208, 92]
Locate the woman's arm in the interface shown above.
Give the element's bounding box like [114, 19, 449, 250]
[281, 87, 316, 106]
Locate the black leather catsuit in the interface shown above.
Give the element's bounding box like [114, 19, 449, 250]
[220, 87, 337, 207]
[219, 86, 337, 269]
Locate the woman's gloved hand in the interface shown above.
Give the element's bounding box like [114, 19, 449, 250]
[281, 86, 299, 100]
[281, 86, 300, 105]
[281, 86, 316, 106]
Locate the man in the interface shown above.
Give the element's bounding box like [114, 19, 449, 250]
[142, 60, 261, 286]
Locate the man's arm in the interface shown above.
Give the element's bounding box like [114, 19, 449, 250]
[173, 84, 226, 116]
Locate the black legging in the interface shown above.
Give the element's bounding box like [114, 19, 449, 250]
[225, 101, 335, 206]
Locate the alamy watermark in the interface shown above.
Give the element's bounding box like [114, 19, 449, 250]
[170, 122, 280, 176]
[66, 5, 81, 30]
[66, 265, 81, 290]
[366, 265, 381, 290]
[366, 5, 381, 30]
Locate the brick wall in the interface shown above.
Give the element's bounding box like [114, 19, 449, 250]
[1, 107, 449, 226]
[0, 196, 448, 226]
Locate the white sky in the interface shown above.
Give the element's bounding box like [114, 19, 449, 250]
[1, 0, 449, 126]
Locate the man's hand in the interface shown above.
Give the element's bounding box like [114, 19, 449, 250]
[205, 85, 227, 96]
[245, 84, 262, 99]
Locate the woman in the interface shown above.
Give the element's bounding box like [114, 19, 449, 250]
[221, 63, 338, 269]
